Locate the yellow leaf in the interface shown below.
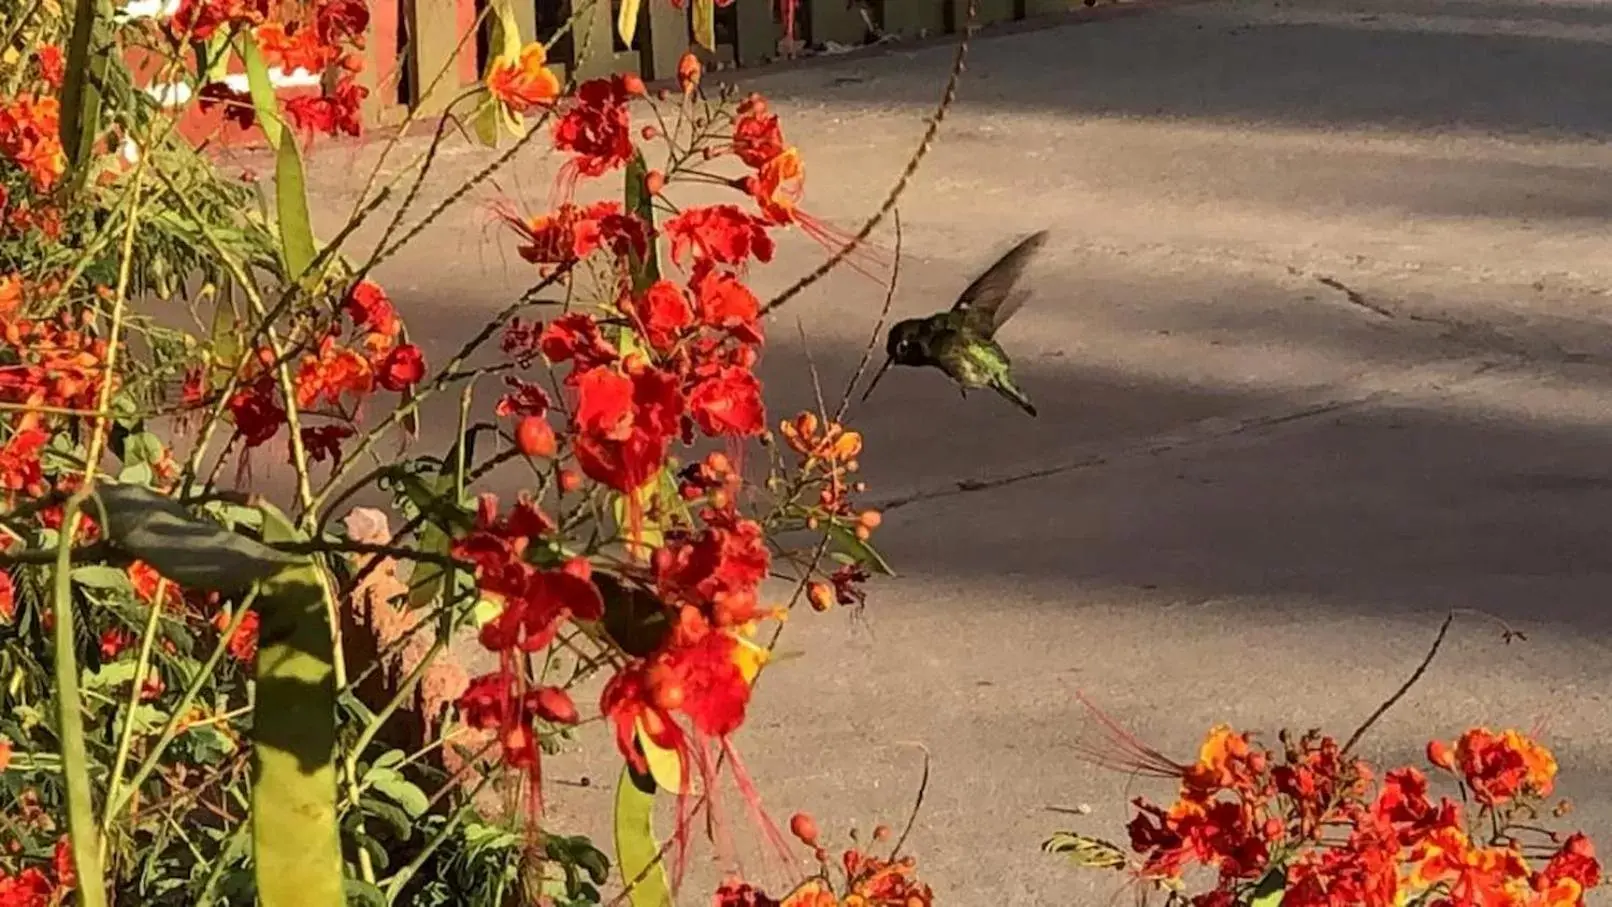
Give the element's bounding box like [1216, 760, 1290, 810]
[616, 0, 642, 47]
[636, 720, 682, 794]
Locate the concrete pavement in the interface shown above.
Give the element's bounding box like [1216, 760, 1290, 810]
[293, 0, 1612, 900]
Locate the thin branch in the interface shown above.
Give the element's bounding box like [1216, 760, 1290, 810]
[760, 0, 978, 318]
[837, 207, 902, 423]
[1342, 612, 1454, 755]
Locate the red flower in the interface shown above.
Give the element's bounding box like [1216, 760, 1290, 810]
[376, 343, 426, 392]
[33, 47, 65, 90]
[628, 280, 695, 352]
[0, 427, 47, 496]
[170, 0, 268, 40]
[300, 424, 354, 465]
[254, 21, 339, 74]
[732, 95, 785, 168]
[747, 148, 805, 226]
[687, 365, 764, 438]
[486, 42, 561, 113]
[99, 628, 131, 660]
[315, 0, 370, 46]
[552, 76, 635, 180]
[600, 664, 686, 775]
[494, 377, 551, 418]
[503, 201, 646, 268]
[50, 837, 73, 890]
[664, 632, 752, 737]
[664, 205, 776, 270]
[342, 280, 400, 340]
[695, 271, 763, 343]
[283, 77, 367, 137]
[0, 866, 54, 907]
[0, 570, 14, 623]
[571, 365, 684, 492]
[1453, 728, 1557, 806]
[457, 672, 510, 730]
[1534, 833, 1602, 906]
[653, 508, 770, 619]
[538, 313, 618, 370]
[197, 82, 257, 130]
[227, 376, 286, 448]
[1372, 767, 1461, 847]
[211, 610, 260, 662]
[457, 502, 602, 653]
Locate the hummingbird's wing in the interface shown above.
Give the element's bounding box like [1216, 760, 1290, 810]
[950, 230, 1050, 339]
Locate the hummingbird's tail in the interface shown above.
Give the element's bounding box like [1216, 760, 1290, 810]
[991, 377, 1038, 417]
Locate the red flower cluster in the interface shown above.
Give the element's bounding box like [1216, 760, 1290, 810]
[0, 838, 75, 907]
[500, 200, 646, 272]
[714, 813, 935, 907]
[169, 0, 269, 40]
[223, 280, 420, 465]
[0, 309, 111, 499]
[0, 95, 66, 193]
[1087, 721, 1600, 907]
[552, 76, 639, 193]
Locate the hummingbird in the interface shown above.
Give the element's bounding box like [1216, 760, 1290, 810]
[861, 229, 1049, 417]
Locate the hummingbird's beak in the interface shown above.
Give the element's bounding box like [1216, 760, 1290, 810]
[861, 358, 894, 403]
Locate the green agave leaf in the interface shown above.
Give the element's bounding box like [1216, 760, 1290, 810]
[252, 504, 344, 907]
[60, 0, 108, 189]
[623, 150, 660, 293]
[692, 0, 716, 51]
[616, 0, 642, 48]
[273, 132, 318, 279]
[613, 764, 673, 907]
[242, 33, 317, 278]
[824, 522, 896, 577]
[96, 484, 306, 593]
[1250, 867, 1287, 907]
[241, 36, 284, 150]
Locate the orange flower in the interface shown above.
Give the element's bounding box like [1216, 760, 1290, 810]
[1454, 728, 1557, 806]
[1408, 825, 1532, 905]
[0, 274, 20, 319]
[0, 737, 11, 772]
[0, 95, 66, 192]
[486, 42, 561, 113]
[1532, 833, 1601, 907]
[677, 51, 701, 95]
[294, 337, 374, 408]
[748, 147, 806, 226]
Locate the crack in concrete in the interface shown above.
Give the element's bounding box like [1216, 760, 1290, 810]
[874, 390, 1384, 512]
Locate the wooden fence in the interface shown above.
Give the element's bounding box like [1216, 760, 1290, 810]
[131, 0, 1073, 145]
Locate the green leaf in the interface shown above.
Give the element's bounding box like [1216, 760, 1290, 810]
[70, 565, 130, 591]
[692, 0, 716, 51]
[95, 484, 307, 594]
[344, 879, 388, 907]
[613, 765, 672, 907]
[616, 0, 642, 48]
[398, 470, 469, 609]
[60, 0, 109, 191]
[1250, 867, 1287, 907]
[365, 766, 430, 817]
[208, 289, 243, 392]
[116, 460, 153, 487]
[824, 523, 896, 577]
[273, 132, 318, 279]
[241, 36, 284, 150]
[83, 661, 139, 694]
[252, 504, 344, 907]
[623, 150, 660, 293]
